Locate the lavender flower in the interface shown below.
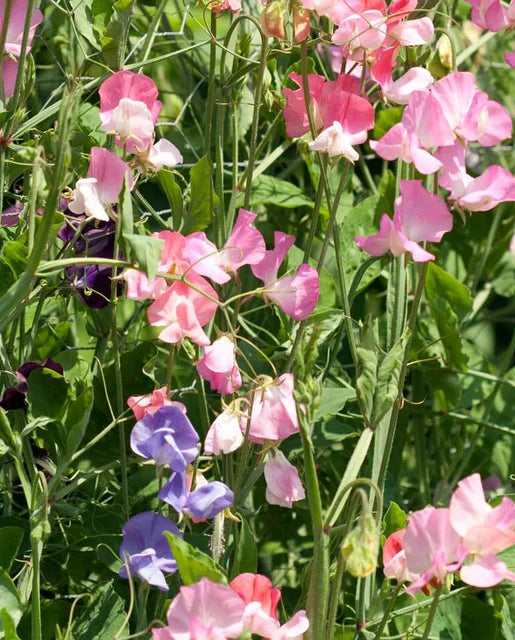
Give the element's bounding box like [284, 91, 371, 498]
[119, 512, 181, 591]
[130, 406, 199, 471]
[184, 481, 234, 521]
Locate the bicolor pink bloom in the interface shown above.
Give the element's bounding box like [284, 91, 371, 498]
[251, 232, 319, 320]
[204, 403, 245, 455]
[210, 0, 242, 12]
[197, 336, 242, 395]
[152, 577, 246, 640]
[147, 139, 184, 171]
[464, 0, 515, 31]
[99, 70, 162, 152]
[403, 507, 465, 595]
[449, 473, 515, 588]
[127, 386, 186, 421]
[264, 449, 306, 508]
[383, 529, 419, 583]
[248, 374, 299, 443]
[69, 147, 134, 222]
[184, 209, 266, 285]
[147, 274, 218, 346]
[355, 180, 453, 262]
[332, 10, 387, 59]
[0, 0, 43, 56]
[436, 142, 515, 212]
[381, 67, 434, 105]
[230, 573, 281, 621]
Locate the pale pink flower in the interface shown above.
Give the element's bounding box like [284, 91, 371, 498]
[184, 209, 266, 285]
[381, 67, 434, 105]
[403, 507, 465, 595]
[147, 139, 184, 171]
[127, 386, 186, 421]
[464, 0, 515, 31]
[210, 0, 242, 13]
[69, 148, 134, 222]
[264, 449, 305, 509]
[332, 10, 388, 59]
[248, 374, 299, 443]
[2, 59, 18, 99]
[251, 232, 319, 320]
[271, 611, 310, 640]
[100, 97, 155, 150]
[436, 142, 515, 212]
[0, 0, 43, 57]
[383, 529, 419, 583]
[355, 180, 453, 262]
[147, 274, 218, 346]
[204, 403, 245, 455]
[152, 577, 246, 639]
[197, 336, 242, 395]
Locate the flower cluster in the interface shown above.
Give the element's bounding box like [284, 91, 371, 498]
[383, 474, 515, 593]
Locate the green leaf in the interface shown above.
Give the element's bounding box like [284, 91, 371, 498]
[0, 569, 23, 634]
[184, 155, 216, 234]
[372, 107, 402, 140]
[71, 581, 125, 640]
[0, 528, 23, 573]
[425, 368, 462, 410]
[231, 519, 258, 578]
[101, 0, 135, 68]
[238, 174, 314, 209]
[425, 263, 472, 323]
[0, 609, 20, 640]
[70, 0, 101, 49]
[26, 368, 70, 419]
[496, 595, 515, 640]
[62, 388, 94, 462]
[460, 597, 500, 640]
[165, 534, 227, 585]
[382, 502, 407, 539]
[158, 170, 184, 229]
[356, 326, 377, 422]
[122, 234, 164, 282]
[372, 331, 409, 424]
[498, 544, 515, 571]
[315, 388, 356, 420]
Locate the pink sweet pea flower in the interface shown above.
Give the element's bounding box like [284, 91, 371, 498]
[355, 180, 453, 262]
[210, 0, 242, 13]
[2, 58, 18, 99]
[464, 0, 515, 31]
[264, 449, 306, 508]
[147, 274, 219, 346]
[248, 374, 299, 443]
[332, 10, 387, 59]
[69, 147, 134, 222]
[230, 573, 281, 621]
[282, 73, 327, 138]
[436, 142, 515, 212]
[505, 51, 515, 67]
[403, 507, 465, 595]
[152, 577, 247, 640]
[146, 139, 184, 171]
[0, 0, 43, 57]
[204, 402, 245, 455]
[184, 209, 266, 285]
[251, 232, 319, 320]
[383, 529, 419, 583]
[197, 336, 242, 395]
[381, 67, 434, 105]
[127, 386, 186, 421]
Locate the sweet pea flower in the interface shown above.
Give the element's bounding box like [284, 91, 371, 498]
[130, 405, 199, 471]
[1, 200, 23, 227]
[210, 0, 242, 12]
[204, 402, 246, 455]
[505, 51, 515, 67]
[230, 573, 281, 621]
[449, 473, 515, 588]
[251, 232, 319, 320]
[183, 481, 234, 521]
[264, 449, 306, 508]
[146, 139, 184, 171]
[381, 67, 434, 105]
[69, 148, 134, 222]
[248, 374, 299, 443]
[435, 142, 515, 212]
[403, 507, 465, 594]
[184, 209, 266, 285]
[119, 512, 181, 591]
[332, 10, 388, 58]
[355, 180, 453, 262]
[464, 0, 515, 31]
[383, 529, 419, 583]
[152, 577, 247, 640]
[127, 386, 186, 421]
[197, 336, 242, 395]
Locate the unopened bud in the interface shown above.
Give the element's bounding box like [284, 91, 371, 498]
[293, 4, 311, 43]
[261, 0, 287, 40]
[341, 514, 379, 578]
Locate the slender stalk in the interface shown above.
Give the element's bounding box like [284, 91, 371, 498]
[31, 535, 43, 640]
[372, 584, 402, 640]
[139, 0, 168, 64]
[204, 13, 218, 156]
[325, 554, 345, 640]
[421, 585, 443, 640]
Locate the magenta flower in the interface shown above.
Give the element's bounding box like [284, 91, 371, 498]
[119, 512, 181, 591]
[130, 406, 199, 472]
[204, 403, 245, 455]
[264, 449, 305, 509]
[127, 386, 186, 421]
[355, 180, 453, 262]
[248, 374, 299, 443]
[197, 336, 242, 395]
[69, 147, 134, 222]
[251, 232, 319, 320]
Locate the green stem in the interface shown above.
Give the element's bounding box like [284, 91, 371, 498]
[31, 535, 43, 640]
[139, 0, 168, 64]
[421, 585, 443, 640]
[372, 584, 402, 640]
[204, 13, 218, 156]
[325, 553, 345, 640]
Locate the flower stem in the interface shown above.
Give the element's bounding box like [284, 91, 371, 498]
[421, 585, 443, 640]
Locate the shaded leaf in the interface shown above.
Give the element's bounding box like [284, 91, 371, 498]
[231, 519, 258, 578]
[184, 155, 216, 233]
[0, 527, 24, 574]
[373, 331, 409, 424]
[26, 369, 70, 419]
[72, 581, 125, 640]
[122, 234, 164, 282]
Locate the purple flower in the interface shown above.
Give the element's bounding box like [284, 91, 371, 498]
[0, 359, 64, 411]
[119, 511, 181, 591]
[158, 471, 188, 512]
[130, 406, 199, 471]
[184, 481, 234, 521]
[1, 200, 23, 227]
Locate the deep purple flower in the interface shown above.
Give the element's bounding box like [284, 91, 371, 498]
[0, 359, 64, 411]
[130, 406, 199, 471]
[67, 264, 116, 309]
[184, 481, 234, 521]
[1, 200, 23, 227]
[119, 511, 181, 591]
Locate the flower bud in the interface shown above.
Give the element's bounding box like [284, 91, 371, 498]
[341, 514, 379, 577]
[261, 0, 287, 40]
[292, 4, 311, 43]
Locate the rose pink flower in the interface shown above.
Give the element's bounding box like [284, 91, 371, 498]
[69, 147, 134, 221]
[381, 67, 434, 105]
[0, 0, 43, 57]
[251, 232, 319, 320]
[355, 180, 453, 262]
[210, 0, 242, 13]
[184, 209, 266, 285]
[127, 386, 186, 421]
[264, 449, 306, 508]
[383, 529, 419, 583]
[197, 336, 242, 395]
[332, 10, 388, 59]
[152, 577, 247, 639]
[230, 573, 281, 621]
[147, 274, 218, 346]
[2, 58, 18, 99]
[204, 402, 245, 455]
[248, 374, 299, 443]
[464, 0, 515, 31]
[505, 51, 515, 67]
[403, 507, 465, 595]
